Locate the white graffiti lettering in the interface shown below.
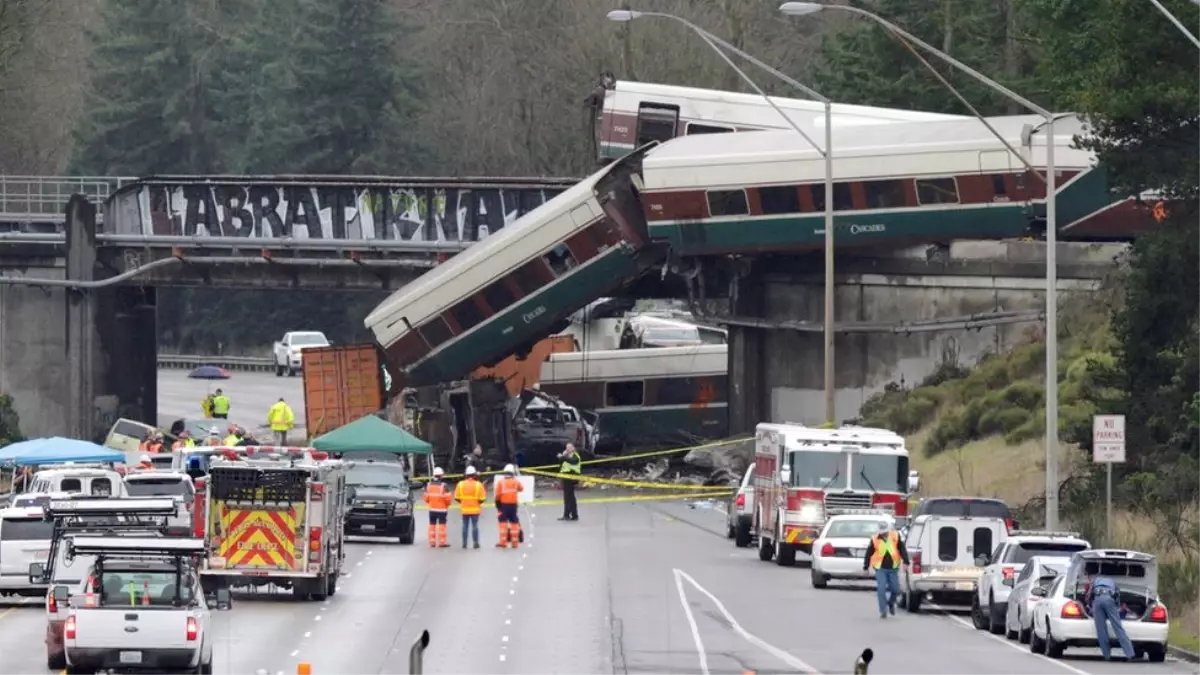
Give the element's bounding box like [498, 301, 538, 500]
[115, 182, 568, 242]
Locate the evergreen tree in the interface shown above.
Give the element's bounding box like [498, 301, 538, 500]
[72, 0, 227, 175]
[265, 0, 426, 174]
[810, 0, 1047, 116]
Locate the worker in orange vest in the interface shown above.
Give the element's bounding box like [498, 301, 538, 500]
[422, 467, 453, 548]
[454, 466, 486, 549]
[495, 464, 524, 549]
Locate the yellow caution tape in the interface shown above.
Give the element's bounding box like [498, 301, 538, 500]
[521, 467, 733, 491]
[412, 490, 732, 511]
[418, 435, 752, 481]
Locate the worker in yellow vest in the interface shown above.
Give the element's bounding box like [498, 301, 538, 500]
[171, 431, 196, 451]
[267, 397, 295, 446]
[201, 394, 214, 419]
[222, 424, 242, 447]
[453, 466, 486, 549]
[211, 389, 231, 419]
[861, 520, 909, 618]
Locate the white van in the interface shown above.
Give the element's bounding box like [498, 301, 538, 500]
[122, 471, 196, 535]
[900, 514, 1008, 612]
[26, 467, 127, 498]
[0, 506, 54, 597]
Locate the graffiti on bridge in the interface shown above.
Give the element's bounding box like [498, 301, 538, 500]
[123, 184, 567, 241]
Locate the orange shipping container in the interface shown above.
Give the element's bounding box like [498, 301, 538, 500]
[472, 335, 577, 397]
[302, 344, 386, 437]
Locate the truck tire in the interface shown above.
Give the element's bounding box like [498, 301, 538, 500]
[398, 518, 415, 545]
[47, 651, 65, 670]
[775, 540, 797, 567]
[758, 533, 773, 562]
[309, 574, 330, 602]
[734, 521, 752, 548]
[275, 363, 284, 377]
[327, 571, 338, 597]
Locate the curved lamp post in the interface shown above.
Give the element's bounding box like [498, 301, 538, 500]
[608, 9, 840, 426]
[779, 1, 1064, 529]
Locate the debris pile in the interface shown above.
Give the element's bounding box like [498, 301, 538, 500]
[683, 436, 754, 485]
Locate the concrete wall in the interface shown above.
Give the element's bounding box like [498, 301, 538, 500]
[728, 240, 1117, 430]
[0, 268, 73, 438]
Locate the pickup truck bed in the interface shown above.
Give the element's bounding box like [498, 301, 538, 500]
[66, 607, 202, 672]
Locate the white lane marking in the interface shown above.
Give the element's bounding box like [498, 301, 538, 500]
[506, 604, 512, 610]
[929, 603, 1091, 675]
[502, 635, 509, 642]
[499, 655, 506, 662]
[675, 568, 819, 675]
[356, 561, 363, 567]
[303, 631, 312, 639]
[314, 615, 322, 622]
[512, 576, 519, 582]
[672, 569, 710, 675]
[518, 565, 524, 570]
[290, 650, 299, 657]
[505, 619, 511, 625]
[509, 589, 515, 595]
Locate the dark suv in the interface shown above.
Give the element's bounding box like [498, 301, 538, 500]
[343, 458, 419, 544]
[909, 496, 1018, 530]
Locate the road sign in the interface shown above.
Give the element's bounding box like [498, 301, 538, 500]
[1092, 415, 1126, 463]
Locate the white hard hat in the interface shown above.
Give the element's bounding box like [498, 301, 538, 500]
[465, 466, 477, 476]
[504, 463, 516, 474]
[140, 454, 151, 464]
[433, 467, 444, 477]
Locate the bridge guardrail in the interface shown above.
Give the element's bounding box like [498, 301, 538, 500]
[157, 354, 275, 372]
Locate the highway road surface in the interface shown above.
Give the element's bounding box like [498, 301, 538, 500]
[157, 369, 306, 440]
[1, 497, 1194, 675]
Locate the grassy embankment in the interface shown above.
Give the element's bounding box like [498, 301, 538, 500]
[862, 314, 1199, 651]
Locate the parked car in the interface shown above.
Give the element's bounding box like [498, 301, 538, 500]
[973, 530, 1090, 634]
[726, 463, 755, 547]
[910, 496, 1017, 530]
[810, 510, 896, 589]
[1005, 555, 1069, 643]
[899, 514, 1008, 612]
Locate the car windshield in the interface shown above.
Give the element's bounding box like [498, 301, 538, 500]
[826, 519, 889, 538]
[346, 465, 407, 490]
[788, 450, 844, 488]
[851, 454, 909, 492]
[1004, 541, 1089, 564]
[125, 478, 189, 497]
[291, 334, 327, 346]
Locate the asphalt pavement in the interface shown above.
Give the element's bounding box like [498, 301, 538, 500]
[2, 494, 1195, 674]
[157, 369, 306, 440]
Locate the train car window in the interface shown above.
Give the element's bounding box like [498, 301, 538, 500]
[636, 103, 680, 146]
[915, 178, 960, 205]
[481, 281, 516, 314]
[511, 261, 547, 295]
[758, 185, 801, 215]
[686, 123, 733, 135]
[992, 175, 1007, 198]
[606, 380, 644, 407]
[706, 190, 748, 217]
[809, 183, 855, 211]
[418, 317, 454, 349]
[450, 299, 486, 333]
[863, 180, 906, 209]
[655, 377, 698, 406]
[541, 243, 578, 277]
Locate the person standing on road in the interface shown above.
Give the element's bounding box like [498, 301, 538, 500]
[454, 466, 486, 549]
[557, 443, 582, 522]
[422, 468, 452, 548]
[211, 389, 231, 419]
[267, 397, 295, 446]
[1085, 574, 1136, 661]
[862, 520, 909, 618]
[201, 394, 215, 419]
[495, 464, 524, 548]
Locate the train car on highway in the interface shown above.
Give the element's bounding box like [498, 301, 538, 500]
[199, 447, 347, 601]
[364, 145, 660, 389]
[586, 78, 964, 163]
[537, 344, 728, 450]
[752, 424, 911, 567]
[638, 113, 1148, 255]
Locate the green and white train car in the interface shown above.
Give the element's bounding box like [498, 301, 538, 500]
[537, 344, 728, 450]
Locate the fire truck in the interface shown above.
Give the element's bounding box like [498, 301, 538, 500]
[198, 447, 348, 601]
[752, 424, 911, 566]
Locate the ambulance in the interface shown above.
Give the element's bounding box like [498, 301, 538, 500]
[752, 424, 912, 566]
[198, 447, 348, 601]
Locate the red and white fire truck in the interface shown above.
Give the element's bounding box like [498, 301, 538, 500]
[752, 423, 911, 566]
[197, 446, 347, 601]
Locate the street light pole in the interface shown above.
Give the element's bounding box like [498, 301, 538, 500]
[607, 9, 839, 425]
[779, 1, 1062, 528]
[1147, 0, 1200, 48]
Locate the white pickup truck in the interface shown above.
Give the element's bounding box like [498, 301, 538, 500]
[60, 536, 228, 674]
[273, 331, 330, 377]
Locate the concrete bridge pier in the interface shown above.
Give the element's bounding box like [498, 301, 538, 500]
[0, 195, 156, 440]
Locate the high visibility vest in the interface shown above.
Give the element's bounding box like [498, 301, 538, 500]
[454, 478, 486, 515]
[560, 451, 582, 475]
[268, 402, 294, 431]
[171, 439, 195, 451]
[212, 396, 231, 415]
[869, 531, 902, 569]
[423, 482, 453, 512]
[497, 477, 523, 505]
[223, 434, 241, 446]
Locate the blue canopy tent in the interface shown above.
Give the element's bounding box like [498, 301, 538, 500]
[0, 437, 125, 467]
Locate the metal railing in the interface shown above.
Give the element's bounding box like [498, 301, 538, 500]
[0, 176, 135, 221]
[0, 232, 476, 252]
[157, 354, 275, 372]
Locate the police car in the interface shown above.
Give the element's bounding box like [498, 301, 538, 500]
[810, 510, 896, 589]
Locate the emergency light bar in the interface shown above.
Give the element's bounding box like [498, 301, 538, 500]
[69, 536, 206, 556]
[45, 498, 178, 516]
[1008, 530, 1083, 538]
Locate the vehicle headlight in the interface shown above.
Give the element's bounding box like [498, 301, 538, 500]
[393, 502, 410, 514]
[798, 499, 824, 522]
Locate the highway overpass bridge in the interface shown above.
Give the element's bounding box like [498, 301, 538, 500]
[0, 175, 1125, 441]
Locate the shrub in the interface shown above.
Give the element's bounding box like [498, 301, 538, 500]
[0, 393, 21, 446]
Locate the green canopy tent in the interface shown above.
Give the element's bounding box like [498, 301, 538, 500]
[311, 415, 433, 455]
